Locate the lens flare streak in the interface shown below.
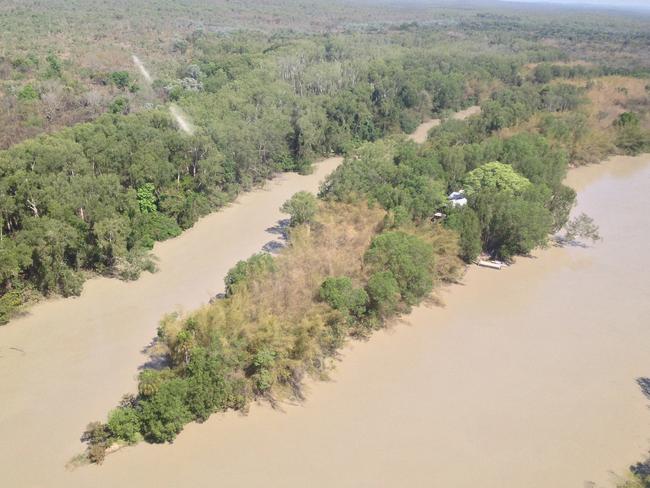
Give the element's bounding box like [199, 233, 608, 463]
[132, 55, 153, 84]
[133, 54, 194, 136]
[170, 104, 194, 136]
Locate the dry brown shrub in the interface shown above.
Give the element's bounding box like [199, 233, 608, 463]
[393, 222, 464, 284]
[159, 200, 464, 402]
[498, 75, 648, 164]
[160, 201, 385, 377]
[571, 128, 616, 165]
[247, 201, 385, 322]
[582, 76, 648, 128]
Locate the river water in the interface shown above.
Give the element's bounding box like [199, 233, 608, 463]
[407, 105, 482, 143]
[1, 124, 648, 487]
[0, 157, 344, 487]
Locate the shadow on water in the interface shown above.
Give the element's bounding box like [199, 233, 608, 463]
[138, 339, 171, 371]
[265, 218, 290, 239]
[263, 217, 291, 254]
[636, 377, 650, 400]
[262, 240, 285, 253]
[551, 236, 589, 248]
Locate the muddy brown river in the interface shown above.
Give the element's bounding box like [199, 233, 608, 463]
[1, 118, 648, 486]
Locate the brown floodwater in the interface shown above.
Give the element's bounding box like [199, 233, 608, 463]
[1, 127, 648, 487]
[407, 105, 481, 143]
[0, 156, 344, 487]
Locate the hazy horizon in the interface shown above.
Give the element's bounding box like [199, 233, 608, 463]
[499, 0, 650, 10]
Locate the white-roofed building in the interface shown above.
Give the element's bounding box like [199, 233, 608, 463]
[448, 190, 467, 207]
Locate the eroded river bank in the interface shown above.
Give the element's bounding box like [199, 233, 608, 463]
[1, 134, 649, 486]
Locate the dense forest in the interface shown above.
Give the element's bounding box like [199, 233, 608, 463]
[2, 0, 650, 148]
[1, 1, 649, 481]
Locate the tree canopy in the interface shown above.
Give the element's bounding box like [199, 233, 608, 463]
[463, 162, 532, 197]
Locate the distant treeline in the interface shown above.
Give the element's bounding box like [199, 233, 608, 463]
[3, 0, 650, 148]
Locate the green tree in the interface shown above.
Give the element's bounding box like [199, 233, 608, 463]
[540, 84, 584, 112]
[45, 53, 62, 77]
[364, 231, 434, 305]
[319, 276, 368, 318]
[94, 216, 130, 268]
[365, 271, 401, 317]
[472, 189, 553, 259]
[138, 369, 168, 398]
[185, 347, 232, 421]
[533, 63, 553, 84]
[280, 191, 318, 226]
[224, 253, 276, 296]
[252, 347, 276, 392]
[548, 184, 576, 232]
[0, 288, 24, 325]
[500, 133, 568, 189]
[18, 84, 39, 101]
[136, 183, 157, 213]
[0, 238, 32, 289]
[109, 97, 130, 115]
[614, 112, 649, 155]
[463, 162, 531, 197]
[139, 378, 192, 443]
[445, 207, 482, 263]
[615, 112, 640, 128]
[130, 212, 182, 249]
[107, 406, 141, 444]
[18, 217, 83, 296]
[110, 71, 131, 90]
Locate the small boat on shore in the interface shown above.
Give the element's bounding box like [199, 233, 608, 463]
[477, 259, 505, 270]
